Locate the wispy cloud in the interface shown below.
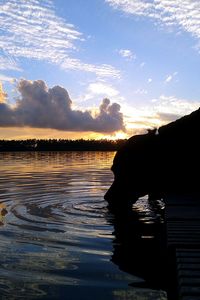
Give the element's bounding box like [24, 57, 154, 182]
[86, 82, 120, 99]
[118, 49, 136, 60]
[0, 0, 120, 78]
[151, 94, 200, 118]
[134, 88, 148, 95]
[106, 0, 154, 17]
[165, 75, 173, 83]
[106, 0, 200, 45]
[0, 55, 21, 72]
[76, 81, 125, 108]
[0, 73, 14, 82]
[123, 94, 200, 136]
[164, 72, 178, 83]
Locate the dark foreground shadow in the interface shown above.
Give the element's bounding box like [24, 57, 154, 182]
[107, 197, 167, 291]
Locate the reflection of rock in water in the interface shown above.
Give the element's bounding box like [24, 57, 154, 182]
[108, 196, 167, 291]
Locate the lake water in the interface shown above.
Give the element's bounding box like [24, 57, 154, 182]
[0, 151, 167, 300]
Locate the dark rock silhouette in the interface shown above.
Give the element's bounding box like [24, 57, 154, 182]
[105, 108, 200, 210]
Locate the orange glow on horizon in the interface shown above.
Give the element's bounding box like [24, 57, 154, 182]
[0, 127, 129, 140]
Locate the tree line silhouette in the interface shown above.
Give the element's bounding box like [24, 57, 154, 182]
[0, 139, 127, 152]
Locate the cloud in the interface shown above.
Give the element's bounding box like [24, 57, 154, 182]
[0, 74, 14, 83]
[0, 80, 125, 133]
[83, 82, 121, 102]
[165, 75, 173, 83]
[164, 72, 178, 83]
[106, 0, 154, 16]
[151, 94, 199, 117]
[122, 94, 200, 136]
[0, 0, 120, 78]
[118, 49, 136, 60]
[134, 88, 148, 95]
[0, 56, 21, 72]
[156, 112, 182, 122]
[88, 82, 119, 97]
[149, 94, 200, 127]
[0, 83, 7, 103]
[106, 0, 200, 46]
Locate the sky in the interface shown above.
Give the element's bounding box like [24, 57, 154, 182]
[1, 0, 200, 140]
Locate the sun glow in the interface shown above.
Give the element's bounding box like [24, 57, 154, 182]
[0, 127, 129, 140]
[102, 131, 128, 140]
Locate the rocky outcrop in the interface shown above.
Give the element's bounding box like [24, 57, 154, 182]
[105, 108, 200, 210]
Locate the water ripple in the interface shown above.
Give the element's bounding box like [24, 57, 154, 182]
[0, 151, 167, 300]
[0, 152, 120, 299]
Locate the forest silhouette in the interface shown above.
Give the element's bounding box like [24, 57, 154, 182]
[0, 139, 126, 152]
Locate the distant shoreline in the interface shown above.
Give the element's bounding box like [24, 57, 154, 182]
[0, 139, 127, 152]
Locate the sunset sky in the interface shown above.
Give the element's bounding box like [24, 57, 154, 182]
[1, 0, 200, 140]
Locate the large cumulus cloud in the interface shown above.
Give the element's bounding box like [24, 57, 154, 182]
[0, 80, 125, 133]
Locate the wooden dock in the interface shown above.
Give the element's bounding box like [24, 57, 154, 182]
[164, 194, 200, 300]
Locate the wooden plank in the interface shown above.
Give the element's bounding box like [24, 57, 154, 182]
[164, 195, 200, 300]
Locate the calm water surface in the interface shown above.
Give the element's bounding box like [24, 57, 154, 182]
[0, 152, 167, 300]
